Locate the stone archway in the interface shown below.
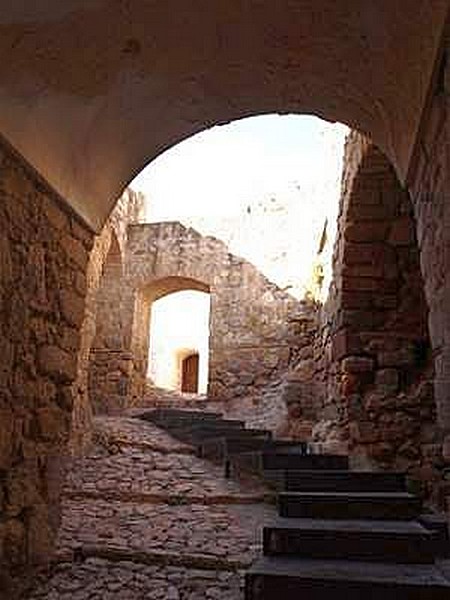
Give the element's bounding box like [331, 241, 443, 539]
[0, 3, 446, 229]
[131, 275, 211, 402]
[0, 5, 449, 594]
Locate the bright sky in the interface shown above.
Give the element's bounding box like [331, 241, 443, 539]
[131, 114, 348, 299]
[132, 114, 348, 221]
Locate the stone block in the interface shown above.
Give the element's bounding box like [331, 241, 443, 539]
[443, 435, 450, 463]
[0, 409, 14, 469]
[378, 346, 416, 368]
[346, 202, 392, 221]
[388, 216, 415, 246]
[340, 290, 373, 309]
[59, 326, 81, 354]
[341, 356, 374, 374]
[27, 503, 54, 564]
[37, 345, 76, 383]
[36, 406, 68, 442]
[42, 195, 69, 231]
[0, 233, 13, 287]
[331, 329, 362, 361]
[373, 294, 398, 309]
[343, 242, 396, 266]
[61, 234, 88, 270]
[59, 289, 85, 328]
[344, 221, 389, 243]
[71, 218, 95, 250]
[74, 271, 87, 297]
[342, 263, 384, 278]
[336, 309, 382, 330]
[342, 276, 384, 293]
[3, 518, 27, 566]
[375, 368, 399, 393]
[0, 336, 14, 382]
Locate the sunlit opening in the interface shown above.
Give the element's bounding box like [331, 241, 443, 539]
[132, 114, 348, 301]
[147, 290, 211, 394]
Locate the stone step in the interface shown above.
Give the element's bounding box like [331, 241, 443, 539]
[170, 422, 247, 443]
[278, 491, 421, 520]
[146, 416, 225, 428]
[199, 431, 274, 460]
[229, 451, 349, 479]
[263, 452, 349, 471]
[282, 470, 407, 493]
[188, 419, 246, 431]
[263, 517, 438, 563]
[229, 451, 349, 482]
[140, 409, 222, 424]
[227, 438, 307, 456]
[419, 514, 450, 558]
[245, 556, 450, 600]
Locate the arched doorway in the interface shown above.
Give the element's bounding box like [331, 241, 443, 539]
[146, 288, 211, 395]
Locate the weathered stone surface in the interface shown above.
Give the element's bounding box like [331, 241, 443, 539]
[443, 435, 450, 462]
[0, 409, 14, 469]
[0, 137, 96, 595]
[311, 133, 442, 503]
[388, 216, 415, 246]
[344, 221, 389, 243]
[341, 356, 374, 374]
[375, 369, 400, 393]
[59, 289, 85, 328]
[90, 220, 311, 412]
[0, 12, 448, 599]
[27, 414, 273, 600]
[38, 345, 77, 383]
[60, 234, 88, 271]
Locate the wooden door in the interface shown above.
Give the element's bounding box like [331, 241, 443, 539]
[181, 353, 199, 393]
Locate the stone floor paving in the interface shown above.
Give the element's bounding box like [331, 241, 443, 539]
[27, 415, 276, 599]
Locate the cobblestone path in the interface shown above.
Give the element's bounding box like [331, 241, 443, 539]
[28, 415, 276, 600]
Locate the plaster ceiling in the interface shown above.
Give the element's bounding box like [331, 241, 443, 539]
[0, 1, 447, 230]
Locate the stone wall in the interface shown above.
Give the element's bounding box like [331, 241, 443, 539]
[0, 138, 94, 596]
[89, 221, 309, 411]
[70, 189, 143, 447]
[291, 132, 442, 503]
[407, 41, 450, 509]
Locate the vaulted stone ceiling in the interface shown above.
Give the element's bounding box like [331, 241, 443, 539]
[0, 1, 447, 230]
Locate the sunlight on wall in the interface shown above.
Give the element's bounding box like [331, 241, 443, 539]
[132, 114, 348, 301]
[148, 290, 210, 393]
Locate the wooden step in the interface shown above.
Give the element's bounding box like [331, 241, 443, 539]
[245, 556, 450, 600]
[263, 517, 438, 563]
[278, 491, 421, 520]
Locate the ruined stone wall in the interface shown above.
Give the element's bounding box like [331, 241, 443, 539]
[68, 225, 111, 455]
[87, 235, 133, 415]
[408, 41, 450, 509]
[70, 189, 143, 446]
[90, 221, 306, 409]
[299, 132, 441, 503]
[0, 138, 94, 596]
